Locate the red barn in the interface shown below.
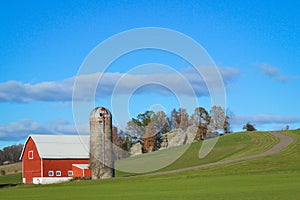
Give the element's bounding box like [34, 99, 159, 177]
[20, 134, 91, 184]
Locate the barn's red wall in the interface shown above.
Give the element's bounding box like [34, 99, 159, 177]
[22, 137, 42, 183]
[43, 159, 89, 177]
[84, 168, 91, 177]
[72, 166, 83, 177]
[72, 166, 91, 178]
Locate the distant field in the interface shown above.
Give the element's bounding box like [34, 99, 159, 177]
[0, 130, 299, 200]
[0, 162, 21, 176]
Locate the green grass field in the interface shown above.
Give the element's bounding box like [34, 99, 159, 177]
[116, 131, 279, 176]
[0, 130, 299, 200]
[0, 173, 21, 185]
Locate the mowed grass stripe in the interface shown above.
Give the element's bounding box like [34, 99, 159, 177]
[223, 132, 279, 160]
[177, 130, 299, 177]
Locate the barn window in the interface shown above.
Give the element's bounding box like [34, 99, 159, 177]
[28, 150, 33, 159]
[68, 170, 73, 177]
[48, 171, 54, 176]
[56, 171, 61, 176]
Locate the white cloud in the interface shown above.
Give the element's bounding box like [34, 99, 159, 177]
[0, 80, 73, 103]
[259, 65, 279, 76]
[258, 64, 299, 83]
[0, 67, 239, 103]
[0, 119, 89, 141]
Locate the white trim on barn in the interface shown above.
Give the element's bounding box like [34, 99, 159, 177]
[28, 150, 33, 159]
[48, 171, 54, 176]
[33, 177, 73, 184]
[68, 170, 73, 177]
[72, 164, 90, 169]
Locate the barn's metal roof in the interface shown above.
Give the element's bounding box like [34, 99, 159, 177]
[20, 134, 90, 159]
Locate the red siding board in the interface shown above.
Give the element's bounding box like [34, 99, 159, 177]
[84, 168, 91, 177]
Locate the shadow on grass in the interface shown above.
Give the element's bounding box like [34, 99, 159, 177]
[0, 183, 18, 189]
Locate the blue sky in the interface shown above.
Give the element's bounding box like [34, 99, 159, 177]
[1, 0, 300, 148]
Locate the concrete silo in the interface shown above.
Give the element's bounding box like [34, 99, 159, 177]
[89, 107, 115, 179]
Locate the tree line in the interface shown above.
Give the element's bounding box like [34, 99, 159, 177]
[114, 106, 231, 157]
[0, 144, 23, 165]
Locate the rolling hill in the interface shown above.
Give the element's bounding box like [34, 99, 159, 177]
[0, 130, 299, 200]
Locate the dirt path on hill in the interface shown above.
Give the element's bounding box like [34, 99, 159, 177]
[131, 131, 294, 177]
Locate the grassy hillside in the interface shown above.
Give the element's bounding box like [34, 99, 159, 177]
[0, 162, 22, 176]
[0, 130, 299, 200]
[116, 132, 279, 176]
